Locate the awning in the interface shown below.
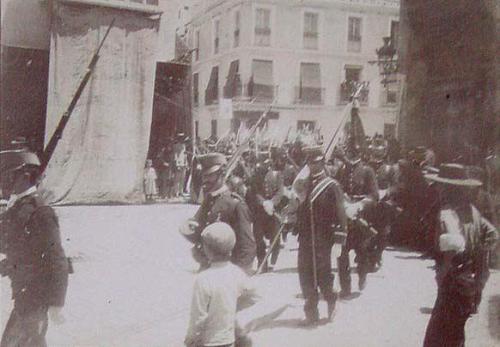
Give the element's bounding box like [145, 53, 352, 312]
[205, 66, 219, 103]
[224, 60, 239, 97]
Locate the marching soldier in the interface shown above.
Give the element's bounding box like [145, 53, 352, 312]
[337, 143, 379, 295]
[0, 150, 70, 347]
[253, 149, 285, 272]
[295, 147, 347, 325]
[179, 153, 256, 274]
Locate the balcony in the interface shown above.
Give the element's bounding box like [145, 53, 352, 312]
[339, 80, 369, 105]
[247, 81, 277, 102]
[294, 86, 324, 105]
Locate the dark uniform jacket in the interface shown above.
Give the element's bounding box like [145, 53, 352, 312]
[193, 186, 256, 268]
[297, 173, 347, 246]
[0, 193, 69, 309]
[257, 170, 285, 208]
[343, 162, 379, 203]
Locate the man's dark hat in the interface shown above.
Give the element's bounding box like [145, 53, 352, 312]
[0, 150, 41, 173]
[425, 163, 482, 187]
[198, 153, 227, 175]
[303, 146, 324, 164]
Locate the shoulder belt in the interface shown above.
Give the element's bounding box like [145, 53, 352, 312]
[311, 177, 336, 204]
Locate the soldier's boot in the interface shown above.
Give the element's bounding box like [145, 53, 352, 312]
[301, 295, 320, 326]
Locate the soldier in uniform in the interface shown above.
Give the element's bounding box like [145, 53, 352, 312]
[337, 143, 380, 295]
[295, 146, 347, 325]
[253, 149, 285, 272]
[0, 150, 70, 347]
[179, 153, 256, 274]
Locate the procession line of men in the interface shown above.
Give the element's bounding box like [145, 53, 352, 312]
[0, 138, 497, 346]
[180, 139, 397, 327]
[180, 132, 498, 346]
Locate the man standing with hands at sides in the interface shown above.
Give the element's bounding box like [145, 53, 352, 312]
[0, 150, 70, 347]
[294, 146, 347, 326]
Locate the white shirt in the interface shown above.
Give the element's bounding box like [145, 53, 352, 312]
[187, 262, 256, 346]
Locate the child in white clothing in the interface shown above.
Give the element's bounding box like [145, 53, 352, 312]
[185, 222, 257, 347]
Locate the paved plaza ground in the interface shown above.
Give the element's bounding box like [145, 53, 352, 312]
[1, 203, 499, 347]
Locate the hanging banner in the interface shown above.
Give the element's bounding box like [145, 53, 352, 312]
[40, 3, 160, 204]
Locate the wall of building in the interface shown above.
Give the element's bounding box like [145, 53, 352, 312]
[189, 0, 400, 140]
[399, 0, 498, 162]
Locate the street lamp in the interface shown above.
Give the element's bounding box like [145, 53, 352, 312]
[370, 36, 398, 88]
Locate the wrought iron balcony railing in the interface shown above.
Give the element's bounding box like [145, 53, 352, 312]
[294, 86, 324, 105]
[339, 80, 369, 105]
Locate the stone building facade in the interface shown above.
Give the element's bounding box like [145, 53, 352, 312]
[188, 0, 400, 140]
[398, 0, 498, 161]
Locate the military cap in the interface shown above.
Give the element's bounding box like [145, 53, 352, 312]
[0, 150, 41, 174]
[303, 146, 324, 163]
[201, 222, 236, 256]
[198, 152, 227, 175]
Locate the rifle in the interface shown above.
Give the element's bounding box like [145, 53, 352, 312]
[324, 84, 365, 158]
[40, 19, 116, 172]
[224, 101, 275, 181]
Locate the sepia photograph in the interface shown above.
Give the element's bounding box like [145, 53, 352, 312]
[0, 0, 498, 346]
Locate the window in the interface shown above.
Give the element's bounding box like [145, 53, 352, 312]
[234, 11, 241, 48]
[298, 63, 322, 104]
[249, 59, 274, 100]
[194, 30, 200, 61]
[386, 90, 397, 104]
[345, 67, 361, 82]
[303, 12, 319, 50]
[255, 8, 271, 46]
[341, 66, 367, 103]
[193, 73, 199, 106]
[347, 17, 362, 52]
[213, 19, 220, 54]
[390, 20, 399, 51]
[205, 66, 219, 105]
[195, 121, 199, 138]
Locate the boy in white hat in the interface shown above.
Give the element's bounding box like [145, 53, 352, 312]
[185, 222, 257, 347]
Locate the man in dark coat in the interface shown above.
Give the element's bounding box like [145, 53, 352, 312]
[423, 164, 497, 347]
[253, 151, 285, 272]
[180, 153, 256, 274]
[295, 147, 347, 325]
[336, 144, 379, 295]
[0, 150, 70, 347]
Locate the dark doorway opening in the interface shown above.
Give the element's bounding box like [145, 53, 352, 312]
[0, 46, 49, 155]
[148, 61, 191, 160]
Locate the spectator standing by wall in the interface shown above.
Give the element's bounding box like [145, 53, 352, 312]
[144, 159, 158, 202]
